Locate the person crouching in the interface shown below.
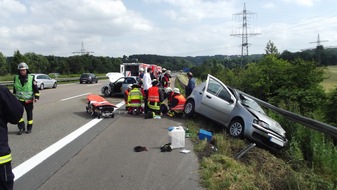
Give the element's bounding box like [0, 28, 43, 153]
[167, 88, 186, 117]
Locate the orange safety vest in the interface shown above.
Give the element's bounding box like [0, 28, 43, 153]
[147, 86, 160, 102]
[171, 94, 186, 111]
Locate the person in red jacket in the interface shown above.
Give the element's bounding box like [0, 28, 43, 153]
[167, 88, 186, 117]
[145, 79, 164, 119]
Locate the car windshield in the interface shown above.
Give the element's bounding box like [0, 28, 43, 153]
[240, 94, 265, 114]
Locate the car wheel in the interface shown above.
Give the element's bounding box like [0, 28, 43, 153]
[40, 83, 44, 90]
[96, 79, 98, 83]
[103, 88, 110, 97]
[53, 82, 57, 88]
[184, 99, 195, 117]
[228, 119, 244, 138]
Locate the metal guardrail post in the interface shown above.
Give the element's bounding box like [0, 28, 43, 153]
[235, 143, 256, 159]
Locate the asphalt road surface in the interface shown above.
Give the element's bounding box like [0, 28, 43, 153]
[8, 78, 202, 190]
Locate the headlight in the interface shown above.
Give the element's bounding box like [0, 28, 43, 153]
[253, 119, 269, 128]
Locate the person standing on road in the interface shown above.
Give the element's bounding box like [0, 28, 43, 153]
[0, 84, 24, 190]
[13, 62, 40, 135]
[142, 67, 153, 114]
[162, 70, 171, 88]
[185, 72, 195, 97]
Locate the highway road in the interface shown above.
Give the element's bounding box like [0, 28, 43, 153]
[8, 79, 202, 190]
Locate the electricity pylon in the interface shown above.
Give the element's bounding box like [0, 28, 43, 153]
[231, 3, 260, 67]
[72, 41, 94, 55]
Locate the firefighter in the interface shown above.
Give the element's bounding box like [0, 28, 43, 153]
[145, 79, 164, 119]
[162, 70, 171, 88]
[13, 62, 40, 135]
[167, 88, 186, 117]
[0, 85, 24, 189]
[127, 84, 144, 114]
[124, 84, 132, 110]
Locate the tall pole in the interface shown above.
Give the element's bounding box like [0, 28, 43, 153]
[231, 3, 260, 67]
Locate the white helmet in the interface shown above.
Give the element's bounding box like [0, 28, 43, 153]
[162, 68, 167, 72]
[18, 62, 29, 70]
[165, 87, 172, 93]
[165, 70, 171, 75]
[127, 84, 132, 89]
[173, 88, 180, 94]
[139, 68, 144, 72]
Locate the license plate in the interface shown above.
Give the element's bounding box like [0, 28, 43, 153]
[269, 136, 284, 147]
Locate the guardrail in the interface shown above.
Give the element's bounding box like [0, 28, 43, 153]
[177, 74, 337, 139]
[0, 76, 108, 87]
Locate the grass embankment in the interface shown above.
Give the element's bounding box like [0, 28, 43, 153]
[176, 73, 336, 190]
[322, 65, 337, 91]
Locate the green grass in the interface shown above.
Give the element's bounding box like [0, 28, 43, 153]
[321, 65, 337, 91]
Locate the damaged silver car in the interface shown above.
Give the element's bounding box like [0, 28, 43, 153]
[184, 74, 288, 151]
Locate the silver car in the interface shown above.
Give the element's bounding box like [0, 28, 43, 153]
[184, 74, 288, 151]
[31, 73, 57, 90]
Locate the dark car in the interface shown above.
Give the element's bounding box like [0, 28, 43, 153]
[101, 76, 139, 97]
[80, 73, 98, 84]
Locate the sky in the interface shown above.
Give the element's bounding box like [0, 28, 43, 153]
[1, 0, 337, 58]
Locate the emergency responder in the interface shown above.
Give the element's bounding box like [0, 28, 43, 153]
[162, 70, 171, 88]
[0, 84, 24, 189]
[185, 71, 195, 97]
[167, 88, 186, 117]
[124, 84, 132, 110]
[159, 68, 166, 83]
[127, 84, 144, 114]
[145, 79, 164, 119]
[13, 62, 40, 135]
[138, 68, 144, 87]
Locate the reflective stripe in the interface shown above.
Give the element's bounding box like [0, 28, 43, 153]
[28, 120, 33, 124]
[19, 118, 24, 122]
[0, 154, 12, 164]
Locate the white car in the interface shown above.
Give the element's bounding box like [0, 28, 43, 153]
[31, 73, 57, 90]
[184, 74, 288, 151]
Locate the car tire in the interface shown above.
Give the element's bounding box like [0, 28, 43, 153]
[80, 81, 83, 84]
[40, 83, 44, 90]
[228, 119, 244, 138]
[96, 79, 98, 83]
[184, 99, 195, 117]
[53, 82, 57, 88]
[103, 88, 110, 97]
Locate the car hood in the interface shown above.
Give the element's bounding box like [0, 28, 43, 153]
[106, 72, 124, 83]
[247, 107, 286, 136]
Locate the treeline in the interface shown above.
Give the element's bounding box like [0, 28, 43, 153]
[1, 43, 336, 76]
[0, 51, 194, 76]
[190, 49, 337, 188]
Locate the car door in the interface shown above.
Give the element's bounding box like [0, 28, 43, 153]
[199, 74, 236, 125]
[43, 74, 53, 88]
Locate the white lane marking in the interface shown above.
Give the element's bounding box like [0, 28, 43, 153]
[60, 93, 91, 101]
[13, 100, 125, 181]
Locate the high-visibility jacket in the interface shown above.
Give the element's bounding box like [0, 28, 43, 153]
[14, 75, 34, 102]
[128, 88, 143, 107]
[147, 86, 162, 111]
[147, 86, 160, 102]
[170, 94, 186, 111]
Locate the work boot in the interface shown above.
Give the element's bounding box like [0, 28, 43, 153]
[17, 129, 25, 135]
[25, 130, 32, 134]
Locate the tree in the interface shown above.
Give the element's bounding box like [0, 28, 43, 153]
[0, 52, 8, 75]
[265, 40, 279, 56]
